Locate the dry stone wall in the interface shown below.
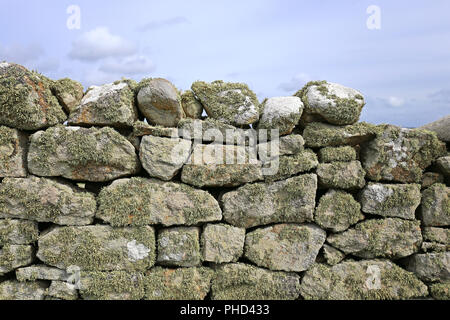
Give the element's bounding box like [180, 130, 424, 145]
[0, 61, 449, 300]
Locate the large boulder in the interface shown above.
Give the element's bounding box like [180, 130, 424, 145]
[420, 115, 450, 142]
[51, 78, 84, 113]
[97, 177, 222, 227]
[0, 244, 34, 275]
[405, 252, 450, 282]
[0, 280, 47, 300]
[0, 219, 39, 245]
[222, 174, 317, 229]
[0, 62, 66, 130]
[317, 161, 366, 190]
[156, 227, 201, 267]
[0, 126, 27, 178]
[420, 183, 449, 227]
[201, 224, 245, 263]
[257, 97, 303, 136]
[191, 80, 260, 126]
[28, 125, 140, 182]
[180, 90, 203, 119]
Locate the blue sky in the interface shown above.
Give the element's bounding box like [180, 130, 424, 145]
[1, 0, 449, 127]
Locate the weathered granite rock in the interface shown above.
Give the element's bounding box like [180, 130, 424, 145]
[0, 62, 66, 130]
[51, 78, 84, 113]
[97, 177, 222, 227]
[360, 183, 421, 220]
[421, 242, 448, 253]
[37, 225, 156, 271]
[201, 224, 245, 263]
[137, 78, 185, 127]
[322, 244, 345, 266]
[222, 174, 317, 229]
[211, 263, 301, 300]
[327, 218, 422, 259]
[420, 183, 450, 227]
[191, 80, 260, 126]
[157, 227, 201, 267]
[68, 80, 138, 128]
[423, 227, 450, 244]
[181, 144, 263, 188]
[0, 244, 34, 275]
[317, 161, 366, 190]
[28, 125, 140, 182]
[421, 172, 444, 189]
[139, 135, 192, 181]
[314, 190, 364, 232]
[79, 271, 145, 300]
[0, 280, 47, 300]
[181, 90, 203, 119]
[0, 126, 27, 178]
[0, 219, 38, 245]
[303, 122, 380, 148]
[257, 134, 304, 163]
[0, 176, 96, 226]
[144, 267, 213, 300]
[436, 156, 450, 179]
[430, 282, 450, 300]
[244, 224, 326, 272]
[295, 81, 365, 125]
[264, 149, 318, 182]
[420, 115, 450, 142]
[132, 120, 179, 138]
[361, 125, 446, 183]
[405, 252, 450, 282]
[16, 265, 68, 282]
[319, 146, 357, 163]
[257, 97, 303, 136]
[47, 281, 78, 300]
[300, 260, 428, 300]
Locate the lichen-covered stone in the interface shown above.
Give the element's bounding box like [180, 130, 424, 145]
[0, 244, 34, 275]
[28, 125, 140, 182]
[37, 225, 156, 271]
[144, 267, 213, 300]
[430, 282, 450, 300]
[181, 90, 203, 119]
[423, 227, 450, 245]
[300, 260, 428, 300]
[0, 62, 66, 130]
[327, 218, 422, 259]
[16, 265, 68, 282]
[361, 125, 446, 183]
[263, 149, 318, 182]
[181, 144, 263, 188]
[257, 97, 303, 136]
[222, 174, 317, 229]
[97, 177, 222, 227]
[68, 80, 138, 128]
[201, 224, 245, 263]
[317, 161, 366, 190]
[0, 176, 96, 226]
[319, 146, 357, 163]
[0, 280, 47, 300]
[211, 263, 301, 300]
[405, 252, 450, 282]
[314, 190, 364, 232]
[360, 183, 421, 220]
[421, 242, 448, 253]
[322, 244, 345, 266]
[51, 78, 84, 113]
[436, 156, 450, 179]
[139, 135, 192, 181]
[420, 115, 450, 142]
[257, 134, 304, 163]
[47, 281, 78, 300]
[420, 183, 450, 227]
[0, 219, 38, 245]
[244, 224, 326, 272]
[137, 78, 185, 127]
[421, 172, 445, 189]
[157, 227, 201, 267]
[0, 126, 27, 178]
[303, 122, 380, 148]
[191, 80, 260, 126]
[132, 120, 179, 138]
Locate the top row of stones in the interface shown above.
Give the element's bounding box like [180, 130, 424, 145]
[0, 62, 365, 131]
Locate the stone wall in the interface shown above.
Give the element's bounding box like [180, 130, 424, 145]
[0, 62, 449, 300]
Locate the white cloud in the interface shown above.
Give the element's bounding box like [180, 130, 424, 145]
[278, 73, 312, 92]
[0, 43, 44, 64]
[99, 55, 155, 75]
[69, 27, 137, 61]
[387, 96, 405, 107]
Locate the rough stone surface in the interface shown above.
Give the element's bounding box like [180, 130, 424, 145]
[36, 225, 156, 271]
[0, 62, 66, 130]
[361, 125, 446, 183]
[0, 219, 38, 245]
[191, 80, 260, 126]
[436, 156, 450, 179]
[51, 78, 84, 113]
[263, 149, 318, 182]
[97, 177, 222, 227]
[181, 90, 203, 119]
[420, 115, 450, 142]
[423, 227, 450, 244]
[421, 172, 444, 189]
[0, 126, 27, 178]
[157, 227, 201, 267]
[420, 183, 450, 227]
[317, 161, 366, 190]
[144, 267, 213, 300]
[139, 135, 192, 181]
[244, 224, 326, 272]
[257, 97, 303, 136]
[319, 146, 357, 163]
[314, 190, 364, 232]
[322, 244, 345, 266]
[132, 120, 179, 138]
[211, 263, 301, 300]
[430, 282, 450, 300]
[201, 224, 245, 263]
[16, 265, 68, 282]
[327, 218, 422, 259]
[47, 281, 78, 300]
[300, 260, 428, 300]
[222, 174, 317, 229]
[0, 280, 47, 300]
[28, 125, 140, 182]
[257, 134, 304, 163]
[360, 183, 421, 220]
[0, 244, 34, 275]
[405, 252, 450, 283]
[0, 176, 96, 226]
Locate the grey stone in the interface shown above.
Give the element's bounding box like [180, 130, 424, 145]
[257, 134, 304, 163]
[263, 149, 318, 182]
[317, 161, 366, 190]
[51, 78, 84, 113]
[132, 120, 179, 138]
[420, 183, 450, 227]
[0, 244, 34, 275]
[0, 280, 47, 300]
[16, 265, 69, 282]
[181, 90, 203, 119]
[257, 97, 303, 136]
[419, 115, 450, 142]
[319, 146, 357, 163]
[0, 126, 27, 178]
[322, 244, 345, 266]
[436, 156, 450, 179]
[0, 219, 38, 245]
[201, 224, 245, 263]
[47, 281, 78, 300]
[157, 227, 201, 267]
[405, 252, 450, 282]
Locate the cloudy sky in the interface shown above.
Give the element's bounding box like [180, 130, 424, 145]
[1, 0, 449, 127]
